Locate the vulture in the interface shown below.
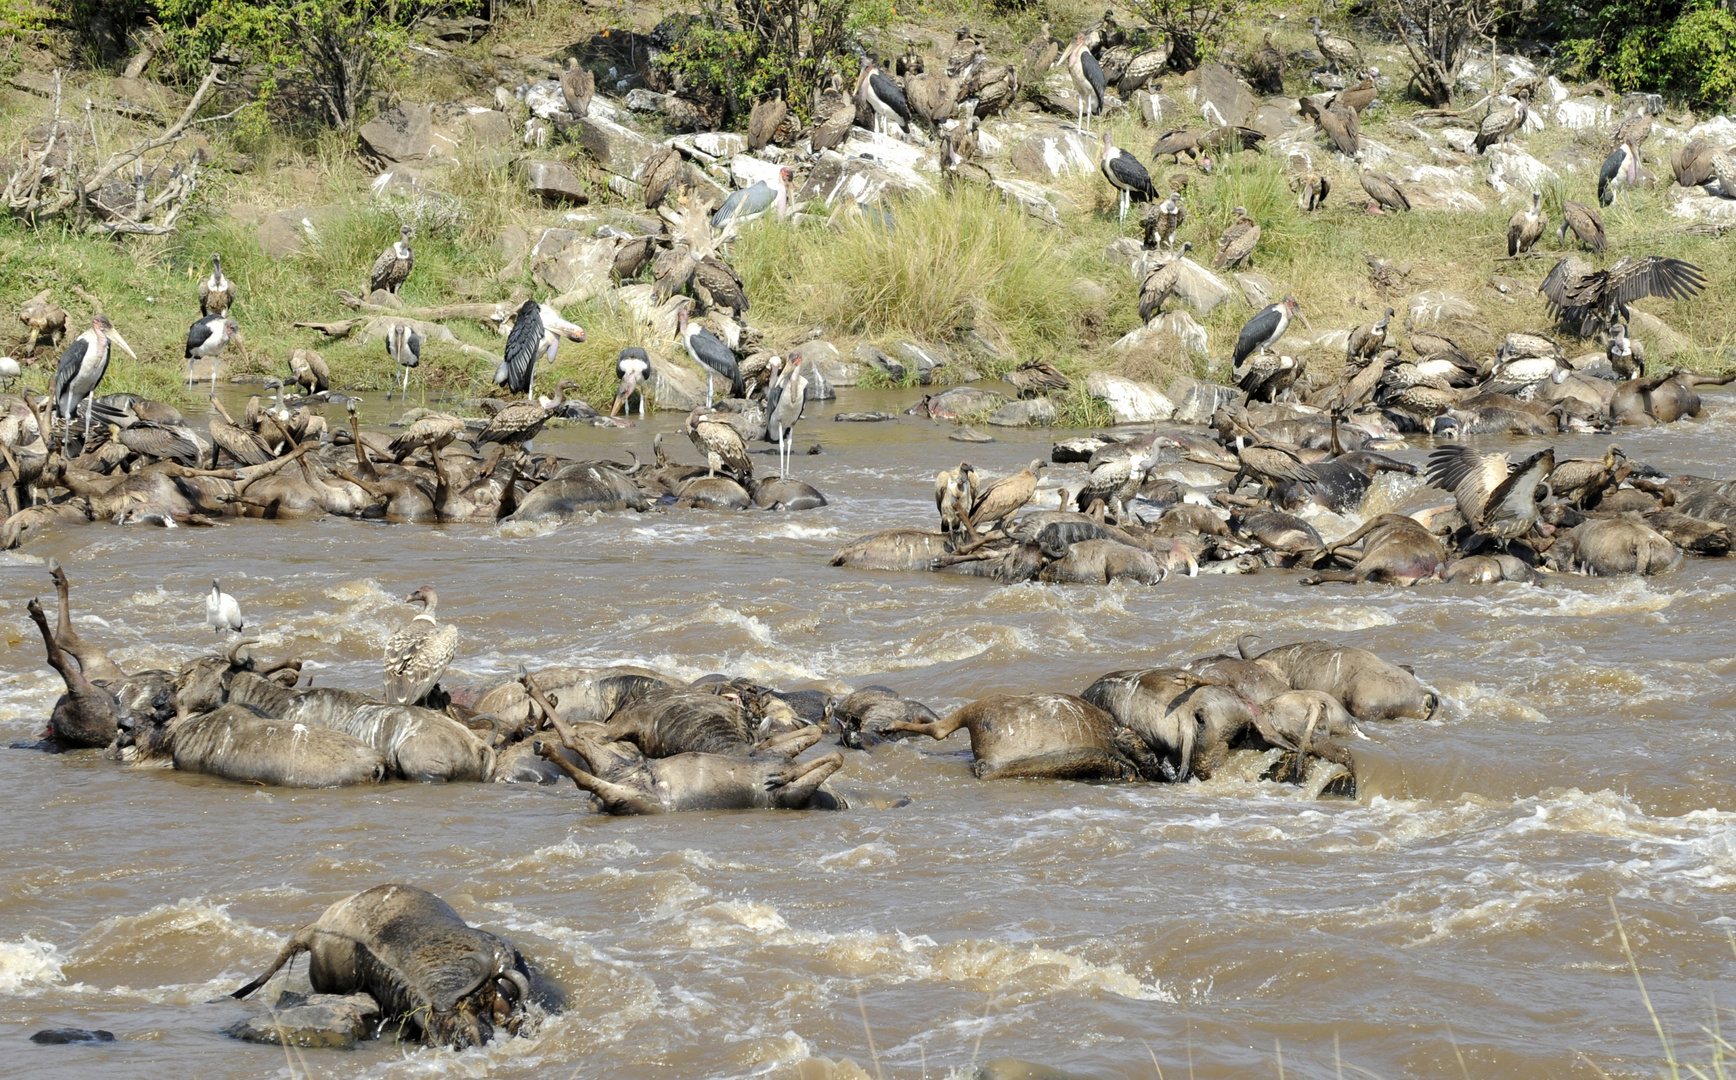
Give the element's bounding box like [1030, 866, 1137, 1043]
[1508, 192, 1545, 256]
[1214, 207, 1261, 269]
[1672, 139, 1715, 188]
[1425, 445, 1555, 547]
[692, 255, 750, 318]
[1331, 70, 1379, 114]
[560, 61, 594, 119]
[1346, 308, 1394, 363]
[1538, 254, 1706, 335]
[1138, 244, 1190, 323]
[369, 225, 414, 295]
[747, 90, 787, 150]
[1119, 34, 1171, 94]
[1557, 200, 1606, 252]
[198, 253, 235, 316]
[1316, 102, 1359, 157]
[287, 348, 330, 394]
[383, 586, 459, 707]
[1308, 16, 1362, 74]
[1360, 169, 1410, 212]
[1474, 91, 1529, 153]
[1247, 32, 1283, 94]
[1293, 171, 1330, 211]
[639, 144, 683, 209]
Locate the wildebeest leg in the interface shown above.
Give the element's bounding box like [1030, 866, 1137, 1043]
[1110, 725, 1175, 781]
[754, 727, 823, 756]
[47, 559, 127, 682]
[1299, 569, 1363, 586]
[232, 929, 314, 999]
[535, 741, 662, 814]
[882, 711, 968, 741]
[768, 751, 844, 807]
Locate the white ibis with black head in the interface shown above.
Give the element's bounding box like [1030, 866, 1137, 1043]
[1062, 34, 1106, 132]
[497, 300, 585, 400]
[677, 306, 743, 406]
[206, 580, 243, 635]
[198, 253, 235, 316]
[711, 166, 793, 230]
[185, 313, 239, 392]
[612, 346, 651, 417]
[385, 322, 423, 402]
[1599, 140, 1641, 207]
[1233, 296, 1308, 368]
[765, 349, 810, 480]
[855, 58, 911, 137]
[54, 315, 135, 446]
[1099, 131, 1157, 222]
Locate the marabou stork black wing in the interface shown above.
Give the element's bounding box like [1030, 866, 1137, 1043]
[1080, 48, 1106, 107]
[690, 328, 745, 398]
[1481, 447, 1554, 536]
[500, 299, 543, 395]
[1107, 152, 1157, 198]
[869, 71, 911, 123]
[1232, 304, 1281, 366]
[185, 316, 216, 357]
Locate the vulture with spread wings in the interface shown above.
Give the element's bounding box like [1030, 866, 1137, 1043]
[1538, 255, 1705, 335]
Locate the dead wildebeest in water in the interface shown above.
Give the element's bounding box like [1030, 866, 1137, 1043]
[232, 884, 564, 1049]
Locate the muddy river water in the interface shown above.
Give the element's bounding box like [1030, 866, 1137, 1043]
[4, 385, 1736, 1080]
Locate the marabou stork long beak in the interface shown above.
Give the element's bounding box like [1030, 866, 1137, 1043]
[610, 372, 641, 417]
[110, 330, 137, 360]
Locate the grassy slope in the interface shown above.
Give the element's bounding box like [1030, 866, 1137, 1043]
[0, 5, 1728, 421]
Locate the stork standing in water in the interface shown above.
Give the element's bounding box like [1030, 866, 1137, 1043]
[198, 253, 235, 316]
[1062, 33, 1105, 132]
[1233, 296, 1307, 367]
[855, 59, 911, 137]
[185, 313, 240, 391]
[677, 307, 743, 406]
[385, 323, 423, 403]
[611, 347, 651, 418]
[497, 301, 585, 400]
[1099, 131, 1157, 222]
[382, 586, 458, 707]
[1600, 139, 1641, 207]
[206, 580, 243, 635]
[765, 349, 810, 480]
[54, 316, 135, 447]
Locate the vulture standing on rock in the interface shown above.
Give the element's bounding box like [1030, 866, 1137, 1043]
[1425, 446, 1555, 550]
[1474, 91, 1529, 153]
[1099, 132, 1157, 221]
[1331, 70, 1380, 114]
[748, 89, 787, 151]
[1508, 192, 1545, 256]
[369, 225, 414, 295]
[383, 586, 459, 707]
[1556, 200, 1607, 252]
[1360, 169, 1410, 212]
[1346, 308, 1393, 363]
[1144, 193, 1185, 251]
[692, 255, 750, 319]
[1316, 101, 1359, 157]
[1118, 33, 1170, 94]
[1538, 254, 1706, 335]
[198, 253, 234, 316]
[1214, 207, 1261, 269]
[1247, 32, 1283, 94]
[1024, 22, 1059, 79]
[639, 145, 683, 210]
[1308, 16, 1361, 74]
[560, 61, 594, 119]
[812, 93, 858, 152]
[1138, 243, 1190, 323]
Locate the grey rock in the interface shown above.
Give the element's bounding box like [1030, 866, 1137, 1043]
[923, 386, 1009, 419]
[1235, 272, 1276, 308]
[575, 114, 660, 180]
[892, 341, 950, 384]
[1166, 375, 1241, 424]
[854, 342, 906, 382]
[1139, 92, 1184, 126]
[257, 204, 341, 258]
[359, 102, 434, 165]
[625, 88, 672, 112]
[522, 159, 589, 204]
[799, 153, 930, 208]
[950, 425, 995, 442]
[1173, 259, 1234, 314]
[647, 349, 709, 411]
[1250, 103, 1300, 139]
[1194, 63, 1255, 127]
[834, 411, 898, 422]
[225, 992, 380, 1050]
[30, 1029, 115, 1045]
[1085, 372, 1176, 423]
[1052, 436, 1110, 462]
[987, 397, 1058, 427]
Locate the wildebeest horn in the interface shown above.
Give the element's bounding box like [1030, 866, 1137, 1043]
[501, 968, 530, 1004]
[225, 636, 261, 666]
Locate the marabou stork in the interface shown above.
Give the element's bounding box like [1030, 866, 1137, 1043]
[1599, 140, 1641, 207]
[711, 166, 794, 230]
[765, 349, 810, 480]
[1099, 132, 1157, 221]
[1063, 33, 1106, 132]
[384, 322, 423, 403]
[855, 59, 911, 137]
[198, 253, 235, 316]
[54, 316, 135, 447]
[1233, 296, 1306, 368]
[612, 347, 651, 417]
[206, 580, 243, 635]
[497, 301, 585, 400]
[677, 306, 743, 406]
[382, 586, 459, 706]
[1508, 192, 1545, 255]
[184, 313, 239, 391]
[370, 225, 414, 295]
[1425, 445, 1555, 550]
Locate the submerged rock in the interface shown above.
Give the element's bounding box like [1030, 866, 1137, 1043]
[225, 992, 382, 1049]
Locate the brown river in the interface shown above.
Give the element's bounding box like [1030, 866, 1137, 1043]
[4, 385, 1736, 1080]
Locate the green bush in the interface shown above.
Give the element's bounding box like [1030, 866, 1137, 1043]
[1118, 0, 1276, 70]
[1554, 0, 1736, 108]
